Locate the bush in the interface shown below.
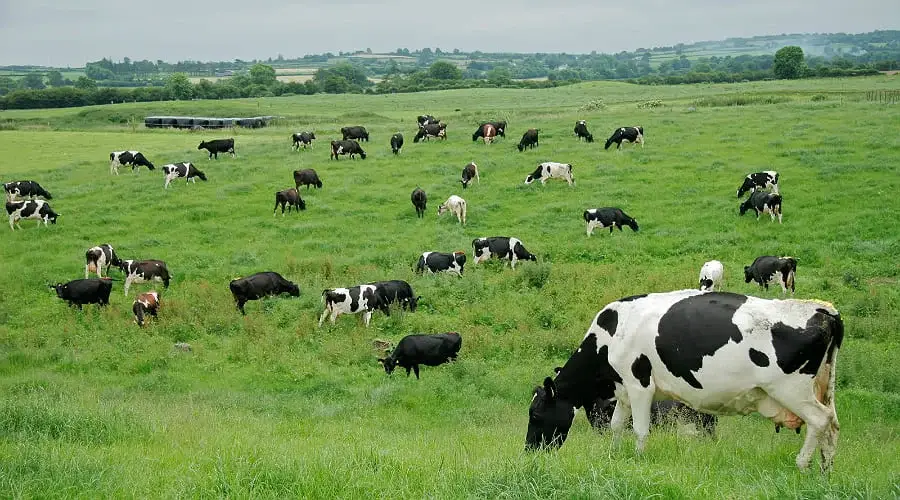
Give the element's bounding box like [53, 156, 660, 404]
[637, 99, 663, 109]
[579, 99, 607, 112]
[518, 261, 551, 289]
[811, 94, 828, 102]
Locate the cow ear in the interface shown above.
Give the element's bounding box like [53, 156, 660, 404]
[543, 377, 557, 400]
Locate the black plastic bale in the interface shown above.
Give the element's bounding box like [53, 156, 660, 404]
[175, 117, 194, 129]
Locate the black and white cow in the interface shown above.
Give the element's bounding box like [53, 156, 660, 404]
[737, 171, 780, 198]
[370, 279, 420, 312]
[6, 200, 59, 230]
[291, 131, 316, 150]
[740, 191, 783, 223]
[85, 244, 121, 278]
[524, 162, 574, 186]
[416, 251, 467, 277]
[293, 169, 323, 190]
[391, 133, 404, 154]
[319, 285, 382, 327]
[198, 138, 235, 159]
[472, 121, 507, 141]
[132, 291, 160, 327]
[378, 332, 462, 379]
[163, 163, 207, 189]
[472, 236, 536, 269]
[109, 151, 155, 175]
[274, 188, 306, 215]
[118, 259, 171, 296]
[229, 271, 300, 315]
[330, 140, 367, 160]
[517, 128, 539, 152]
[341, 126, 369, 142]
[744, 256, 797, 295]
[583, 207, 639, 236]
[573, 120, 594, 142]
[4, 180, 52, 202]
[417, 115, 439, 127]
[49, 278, 113, 309]
[411, 187, 427, 218]
[526, 289, 843, 472]
[699, 260, 724, 291]
[605, 126, 644, 150]
[461, 162, 480, 189]
[413, 123, 447, 143]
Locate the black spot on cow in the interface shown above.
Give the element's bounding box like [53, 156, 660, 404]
[749, 348, 770, 367]
[631, 354, 652, 388]
[618, 294, 648, 302]
[656, 292, 748, 389]
[553, 334, 622, 409]
[596, 309, 618, 336]
[349, 287, 360, 312]
[771, 310, 840, 376]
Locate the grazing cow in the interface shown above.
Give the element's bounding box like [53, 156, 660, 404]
[6, 200, 58, 230]
[413, 123, 447, 143]
[517, 128, 539, 152]
[132, 291, 160, 327]
[229, 271, 300, 315]
[416, 251, 466, 277]
[480, 123, 498, 144]
[109, 151, 155, 175]
[583, 207, 639, 236]
[119, 259, 170, 296]
[319, 285, 382, 327]
[162, 163, 206, 189]
[291, 131, 316, 150]
[391, 133, 404, 154]
[293, 169, 323, 190]
[605, 126, 644, 150]
[525, 162, 574, 186]
[573, 120, 594, 142]
[744, 256, 797, 295]
[274, 188, 306, 215]
[737, 171, 780, 198]
[378, 332, 462, 379]
[198, 138, 235, 159]
[699, 260, 725, 291]
[472, 121, 507, 141]
[341, 126, 369, 142]
[585, 394, 717, 435]
[526, 289, 844, 473]
[49, 278, 113, 309]
[411, 187, 427, 218]
[417, 115, 439, 127]
[472, 236, 536, 269]
[85, 244, 121, 278]
[4, 180, 52, 202]
[460, 162, 480, 189]
[330, 140, 367, 160]
[370, 279, 420, 312]
[438, 195, 466, 225]
[740, 191, 783, 223]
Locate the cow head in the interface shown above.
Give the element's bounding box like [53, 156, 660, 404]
[378, 356, 399, 375]
[699, 278, 714, 291]
[625, 218, 639, 232]
[585, 134, 594, 143]
[44, 209, 59, 224]
[286, 282, 301, 297]
[743, 266, 754, 283]
[737, 178, 755, 198]
[48, 283, 65, 298]
[197, 141, 207, 150]
[309, 132, 316, 140]
[525, 377, 575, 451]
[524, 175, 536, 185]
[738, 198, 753, 216]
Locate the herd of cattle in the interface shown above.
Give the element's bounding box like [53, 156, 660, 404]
[5, 111, 840, 472]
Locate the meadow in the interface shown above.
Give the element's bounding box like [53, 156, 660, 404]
[1, 76, 898, 498]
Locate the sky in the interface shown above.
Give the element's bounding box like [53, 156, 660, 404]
[0, 0, 897, 67]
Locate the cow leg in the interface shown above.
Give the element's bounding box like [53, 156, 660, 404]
[413, 365, 420, 379]
[609, 399, 632, 445]
[609, 226, 614, 234]
[510, 256, 517, 269]
[85, 264, 90, 279]
[123, 277, 132, 296]
[317, 308, 329, 327]
[363, 310, 372, 327]
[405, 366, 412, 377]
[237, 299, 246, 315]
[586, 222, 593, 236]
[768, 387, 836, 471]
[628, 385, 656, 453]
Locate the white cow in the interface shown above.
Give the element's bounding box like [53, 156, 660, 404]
[698, 260, 724, 291]
[438, 195, 466, 225]
[524, 162, 574, 186]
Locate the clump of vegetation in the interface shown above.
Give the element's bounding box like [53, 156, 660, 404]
[692, 94, 791, 107]
[637, 99, 663, 109]
[518, 261, 551, 289]
[579, 99, 607, 112]
[811, 94, 828, 102]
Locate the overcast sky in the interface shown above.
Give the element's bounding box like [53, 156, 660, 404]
[0, 0, 897, 67]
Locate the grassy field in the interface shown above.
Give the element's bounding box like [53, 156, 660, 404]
[1, 76, 899, 497]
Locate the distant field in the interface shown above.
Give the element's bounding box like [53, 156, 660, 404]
[1, 76, 899, 497]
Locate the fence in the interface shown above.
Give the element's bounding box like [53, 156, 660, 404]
[865, 90, 900, 104]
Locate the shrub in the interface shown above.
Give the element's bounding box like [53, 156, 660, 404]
[579, 99, 607, 112]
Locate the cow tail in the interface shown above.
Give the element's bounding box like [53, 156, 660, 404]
[816, 310, 843, 408]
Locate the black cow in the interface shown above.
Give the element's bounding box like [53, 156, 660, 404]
[605, 126, 644, 150]
[163, 162, 207, 189]
[583, 207, 639, 236]
[417, 115, 439, 127]
[411, 187, 427, 218]
[198, 138, 236, 159]
[341, 126, 369, 142]
[378, 332, 462, 379]
[472, 236, 536, 269]
[6, 200, 58, 230]
[109, 151, 155, 174]
[413, 123, 447, 143]
[85, 244, 121, 278]
[416, 251, 466, 277]
[573, 120, 594, 142]
[744, 256, 797, 295]
[330, 140, 367, 160]
[737, 170, 780, 198]
[740, 191, 783, 223]
[461, 162, 480, 189]
[391, 133, 404, 154]
[291, 132, 316, 150]
[517, 128, 539, 152]
[274, 188, 306, 215]
[4, 180, 52, 201]
[49, 278, 113, 309]
[119, 259, 170, 296]
[293, 169, 323, 190]
[229, 271, 300, 315]
[370, 279, 420, 312]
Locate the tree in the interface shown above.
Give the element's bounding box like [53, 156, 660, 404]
[46, 71, 65, 87]
[165, 72, 194, 100]
[249, 63, 276, 86]
[428, 61, 462, 80]
[74, 76, 97, 90]
[773, 46, 805, 79]
[0, 76, 16, 95]
[20, 73, 46, 90]
[486, 67, 511, 85]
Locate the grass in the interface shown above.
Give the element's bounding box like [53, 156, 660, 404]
[1, 76, 899, 497]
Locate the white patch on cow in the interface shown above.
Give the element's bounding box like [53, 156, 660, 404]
[698, 260, 724, 291]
